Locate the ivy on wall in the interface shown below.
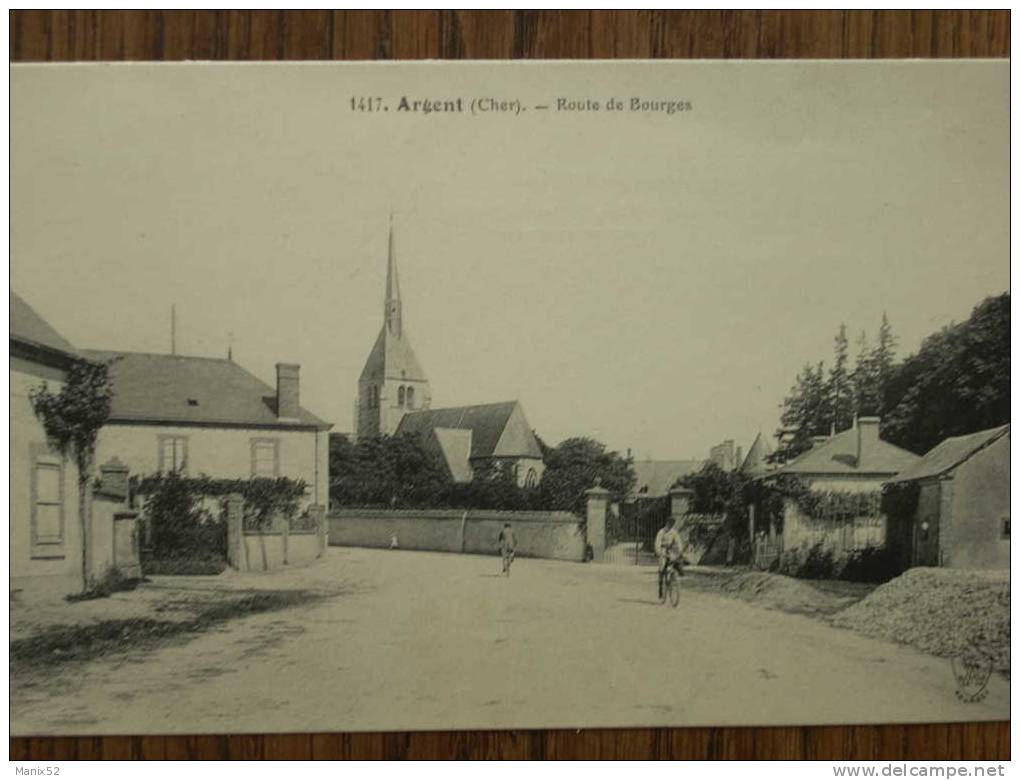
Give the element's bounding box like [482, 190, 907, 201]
[767, 475, 882, 523]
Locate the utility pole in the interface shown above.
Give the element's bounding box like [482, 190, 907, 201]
[171, 304, 177, 355]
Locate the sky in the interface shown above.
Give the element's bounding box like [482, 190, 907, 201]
[10, 61, 1009, 460]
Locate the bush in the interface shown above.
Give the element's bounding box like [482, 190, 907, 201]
[839, 545, 902, 583]
[66, 567, 141, 602]
[136, 472, 228, 571]
[777, 543, 837, 579]
[140, 557, 228, 576]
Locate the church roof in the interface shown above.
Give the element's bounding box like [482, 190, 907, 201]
[396, 401, 543, 460]
[358, 325, 428, 382]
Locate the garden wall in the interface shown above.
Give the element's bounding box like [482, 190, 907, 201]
[329, 508, 586, 562]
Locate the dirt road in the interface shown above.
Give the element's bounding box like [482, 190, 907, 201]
[10, 547, 1009, 735]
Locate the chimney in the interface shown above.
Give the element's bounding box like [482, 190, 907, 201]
[857, 416, 881, 469]
[276, 363, 300, 419]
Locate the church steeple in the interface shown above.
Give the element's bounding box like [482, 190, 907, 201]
[354, 215, 431, 440]
[384, 213, 401, 337]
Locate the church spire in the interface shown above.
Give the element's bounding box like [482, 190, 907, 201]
[384, 212, 402, 337]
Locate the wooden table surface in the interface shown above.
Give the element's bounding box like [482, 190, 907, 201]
[8, 10, 1010, 761]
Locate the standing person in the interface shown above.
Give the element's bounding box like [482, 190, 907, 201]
[654, 516, 684, 599]
[498, 522, 517, 576]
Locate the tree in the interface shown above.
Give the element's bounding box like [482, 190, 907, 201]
[882, 294, 1009, 454]
[852, 329, 880, 416]
[772, 361, 828, 463]
[677, 462, 754, 541]
[329, 433, 449, 508]
[538, 437, 635, 515]
[872, 311, 897, 412]
[29, 358, 114, 590]
[827, 323, 854, 433]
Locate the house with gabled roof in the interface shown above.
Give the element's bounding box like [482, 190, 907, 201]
[395, 401, 545, 487]
[85, 350, 332, 508]
[886, 424, 1009, 570]
[11, 291, 89, 598]
[758, 416, 920, 557]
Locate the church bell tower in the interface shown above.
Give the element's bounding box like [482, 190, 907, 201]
[355, 217, 431, 440]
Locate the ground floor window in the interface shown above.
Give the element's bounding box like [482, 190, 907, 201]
[31, 447, 65, 558]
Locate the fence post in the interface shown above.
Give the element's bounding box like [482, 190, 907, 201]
[225, 493, 246, 572]
[281, 512, 290, 565]
[585, 479, 611, 562]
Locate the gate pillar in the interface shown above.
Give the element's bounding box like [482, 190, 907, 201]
[585, 480, 612, 562]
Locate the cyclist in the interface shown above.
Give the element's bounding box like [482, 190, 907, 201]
[498, 522, 517, 575]
[654, 516, 684, 599]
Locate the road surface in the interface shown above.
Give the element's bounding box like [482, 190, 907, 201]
[11, 547, 1009, 735]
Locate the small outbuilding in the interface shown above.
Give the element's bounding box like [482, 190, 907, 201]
[886, 424, 1009, 570]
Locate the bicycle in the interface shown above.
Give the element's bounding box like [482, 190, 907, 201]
[501, 548, 515, 577]
[659, 561, 682, 608]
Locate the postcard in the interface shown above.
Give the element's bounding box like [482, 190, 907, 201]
[10, 60, 1009, 735]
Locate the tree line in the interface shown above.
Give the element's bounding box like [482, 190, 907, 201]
[329, 434, 636, 515]
[772, 293, 1009, 461]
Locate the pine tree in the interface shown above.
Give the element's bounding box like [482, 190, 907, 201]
[852, 329, 880, 416]
[827, 324, 854, 433]
[872, 312, 897, 415]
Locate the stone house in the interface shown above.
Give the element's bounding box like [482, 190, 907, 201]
[85, 351, 332, 508]
[758, 417, 920, 557]
[885, 424, 1009, 570]
[11, 292, 139, 600]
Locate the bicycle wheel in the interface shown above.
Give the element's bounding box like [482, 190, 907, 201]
[667, 571, 680, 607]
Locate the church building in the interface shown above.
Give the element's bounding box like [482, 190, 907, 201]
[354, 221, 545, 486]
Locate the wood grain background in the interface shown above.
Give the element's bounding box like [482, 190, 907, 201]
[8, 9, 1010, 761]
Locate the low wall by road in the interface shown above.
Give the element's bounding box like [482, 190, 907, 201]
[328, 509, 587, 562]
[225, 495, 327, 573]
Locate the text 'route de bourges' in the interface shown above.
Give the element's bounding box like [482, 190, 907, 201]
[350, 96, 694, 116]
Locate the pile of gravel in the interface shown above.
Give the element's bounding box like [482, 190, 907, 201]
[830, 568, 1010, 672]
[717, 571, 859, 616]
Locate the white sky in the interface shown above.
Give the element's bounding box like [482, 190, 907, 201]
[10, 61, 1009, 460]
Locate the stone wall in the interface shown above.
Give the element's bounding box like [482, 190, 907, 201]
[328, 508, 586, 562]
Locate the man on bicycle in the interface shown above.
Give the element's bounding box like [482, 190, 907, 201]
[498, 522, 517, 575]
[654, 516, 684, 599]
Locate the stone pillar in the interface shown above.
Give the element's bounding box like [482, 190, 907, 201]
[669, 486, 694, 520]
[585, 479, 611, 562]
[225, 493, 247, 572]
[310, 505, 327, 557]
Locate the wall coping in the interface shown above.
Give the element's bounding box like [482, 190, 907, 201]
[330, 508, 580, 524]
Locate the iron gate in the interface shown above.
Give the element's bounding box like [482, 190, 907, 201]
[607, 496, 671, 564]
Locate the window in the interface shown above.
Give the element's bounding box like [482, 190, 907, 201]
[398, 385, 406, 406]
[251, 438, 279, 478]
[158, 435, 188, 473]
[31, 447, 65, 558]
[406, 386, 415, 409]
[1002, 517, 1010, 540]
[525, 468, 538, 489]
[368, 385, 380, 409]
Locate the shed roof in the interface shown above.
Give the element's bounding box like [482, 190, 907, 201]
[887, 425, 1009, 484]
[82, 350, 330, 430]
